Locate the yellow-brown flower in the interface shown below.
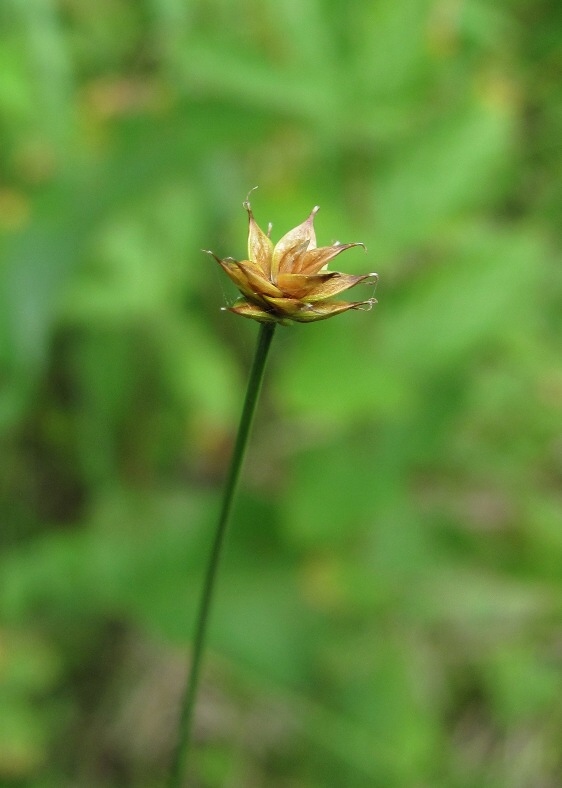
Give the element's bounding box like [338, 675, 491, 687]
[206, 197, 378, 324]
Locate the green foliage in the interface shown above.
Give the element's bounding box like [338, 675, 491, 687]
[1, 0, 562, 785]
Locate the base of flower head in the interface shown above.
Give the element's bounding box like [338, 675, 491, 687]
[225, 296, 377, 324]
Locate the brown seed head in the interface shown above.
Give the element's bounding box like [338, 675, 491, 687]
[207, 197, 378, 324]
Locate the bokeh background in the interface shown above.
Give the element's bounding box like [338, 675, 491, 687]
[1, 1, 562, 786]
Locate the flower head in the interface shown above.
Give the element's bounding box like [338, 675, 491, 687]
[206, 195, 378, 324]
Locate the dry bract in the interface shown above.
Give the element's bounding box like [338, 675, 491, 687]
[207, 198, 378, 324]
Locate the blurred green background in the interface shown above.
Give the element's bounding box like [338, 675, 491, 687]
[1, 0, 562, 786]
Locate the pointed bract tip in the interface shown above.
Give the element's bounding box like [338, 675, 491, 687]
[203, 249, 221, 263]
[333, 241, 366, 251]
[358, 298, 378, 311]
[243, 186, 259, 211]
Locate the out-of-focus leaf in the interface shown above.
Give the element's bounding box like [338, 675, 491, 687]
[374, 101, 515, 246]
[379, 226, 544, 372]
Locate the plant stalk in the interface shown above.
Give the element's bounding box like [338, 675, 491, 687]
[168, 321, 277, 787]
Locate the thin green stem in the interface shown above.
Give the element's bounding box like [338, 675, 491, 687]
[167, 321, 277, 788]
